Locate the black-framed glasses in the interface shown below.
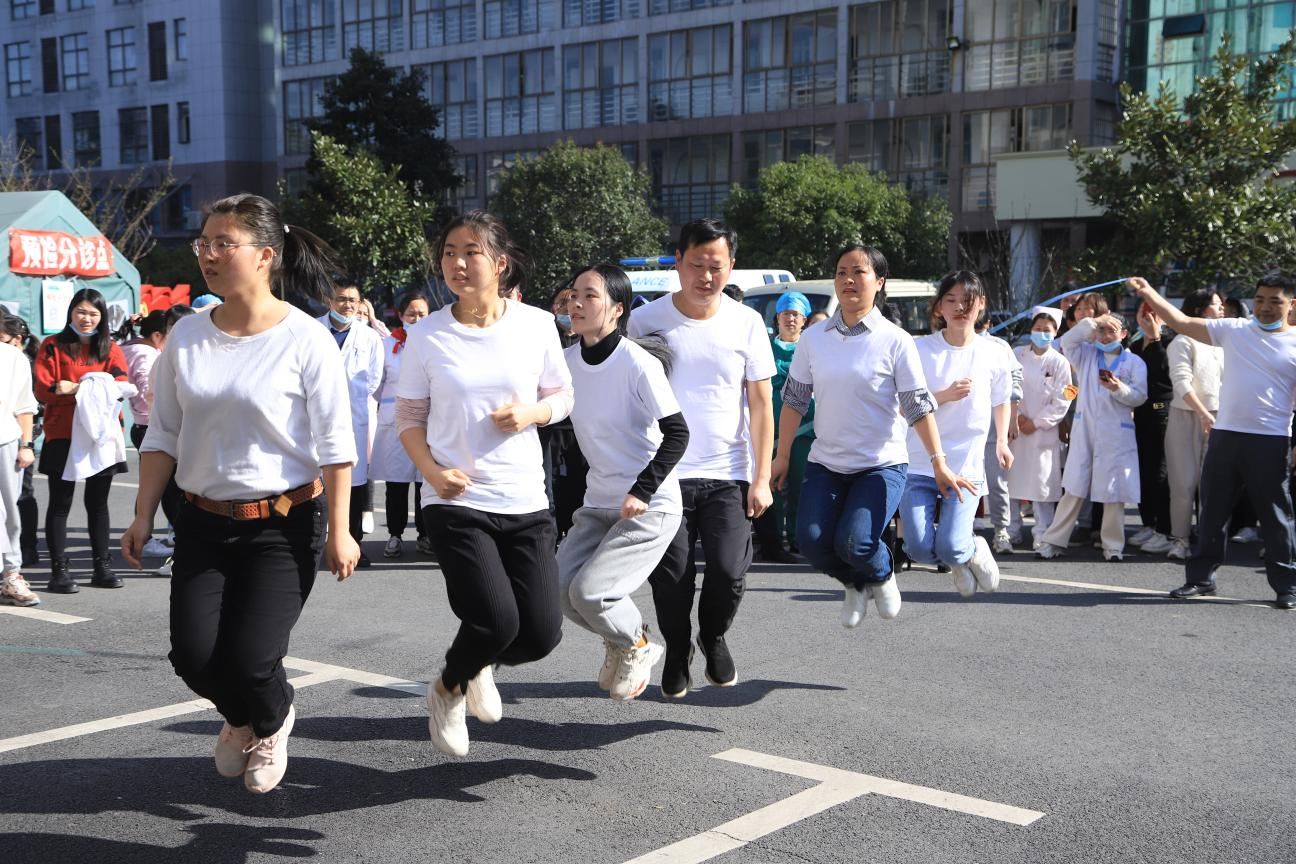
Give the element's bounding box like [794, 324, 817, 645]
[192, 239, 259, 258]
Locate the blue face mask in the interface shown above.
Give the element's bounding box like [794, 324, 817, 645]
[1097, 339, 1123, 353]
[555, 314, 572, 329]
[1255, 315, 1284, 332]
[329, 308, 354, 327]
[1029, 331, 1054, 349]
[73, 322, 98, 337]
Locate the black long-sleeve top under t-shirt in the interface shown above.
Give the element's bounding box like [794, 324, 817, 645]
[579, 330, 689, 504]
[1131, 331, 1174, 410]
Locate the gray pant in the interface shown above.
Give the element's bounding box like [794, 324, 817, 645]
[983, 435, 1010, 531]
[557, 507, 681, 648]
[0, 440, 21, 573]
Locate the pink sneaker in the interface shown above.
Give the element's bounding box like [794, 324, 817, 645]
[243, 705, 295, 793]
[0, 573, 40, 607]
[214, 721, 255, 777]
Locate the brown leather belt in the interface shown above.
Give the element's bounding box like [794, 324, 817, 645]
[184, 478, 324, 521]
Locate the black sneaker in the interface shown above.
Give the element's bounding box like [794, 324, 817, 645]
[1275, 593, 1295, 610]
[660, 642, 694, 699]
[696, 634, 737, 687]
[356, 552, 372, 570]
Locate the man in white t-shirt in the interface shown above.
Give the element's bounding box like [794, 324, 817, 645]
[628, 218, 776, 697]
[1132, 274, 1296, 610]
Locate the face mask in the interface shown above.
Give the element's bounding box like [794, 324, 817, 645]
[329, 308, 354, 327]
[1097, 339, 1122, 353]
[74, 322, 98, 337]
[555, 314, 572, 329]
[1030, 332, 1054, 349]
[1255, 316, 1284, 332]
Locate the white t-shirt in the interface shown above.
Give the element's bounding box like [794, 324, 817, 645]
[565, 338, 682, 514]
[395, 300, 571, 514]
[627, 294, 775, 481]
[142, 306, 357, 500]
[788, 307, 927, 473]
[905, 331, 1012, 484]
[1207, 317, 1296, 436]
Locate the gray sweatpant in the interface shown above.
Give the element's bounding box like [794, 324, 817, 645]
[0, 440, 21, 572]
[557, 507, 681, 648]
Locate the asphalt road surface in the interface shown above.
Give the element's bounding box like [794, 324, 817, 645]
[2, 464, 1291, 864]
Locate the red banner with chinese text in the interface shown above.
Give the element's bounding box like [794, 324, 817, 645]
[7, 229, 115, 277]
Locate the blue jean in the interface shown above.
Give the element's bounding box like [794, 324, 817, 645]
[899, 473, 983, 567]
[796, 461, 908, 589]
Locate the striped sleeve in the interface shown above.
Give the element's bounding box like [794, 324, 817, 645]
[781, 375, 813, 415]
[898, 388, 936, 425]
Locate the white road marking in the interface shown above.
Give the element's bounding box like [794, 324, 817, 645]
[998, 574, 1270, 608]
[0, 606, 92, 625]
[623, 748, 1043, 864]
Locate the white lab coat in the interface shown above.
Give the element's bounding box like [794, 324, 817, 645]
[64, 372, 137, 481]
[1006, 344, 1073, 502]
[369, 333, 420, 483]
[1057, 319, 1148, 503]
[317, 315, 384, 486]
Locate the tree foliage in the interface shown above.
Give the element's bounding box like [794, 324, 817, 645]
[489, 141, 669, 299]
[1069, 34, 1296, 291]
[281, 134, 433, 297]
[724, 156, 951, 279]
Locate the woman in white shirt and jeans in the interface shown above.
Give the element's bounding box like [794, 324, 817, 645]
[122, 193, 360, 795]
[396, 211, 573, 757]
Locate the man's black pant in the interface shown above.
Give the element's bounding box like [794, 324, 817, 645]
[1135, 402, 1171, 535]
[385, 481, 426, 538]
[648, 479, 753, 649]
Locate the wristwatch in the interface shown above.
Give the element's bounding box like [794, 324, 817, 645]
[19, 442, 33, 450]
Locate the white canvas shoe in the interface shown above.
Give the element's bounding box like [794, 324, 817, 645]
[427, 680, 469, 757]
[840, 587, 867, 628]
[609, 641, 664, 701]
[1130, 526, 1156, 546]
[1141, 533, 1174, 554]
[992, 528, 1014, 555]
[466, 665, 502, 724]
[950, 563, 977, 597]
[870, 578, 902, 620]
[1167, 538, 1190, 560]
[597, 639, 617, 690]
[967, 535, 1000, 593]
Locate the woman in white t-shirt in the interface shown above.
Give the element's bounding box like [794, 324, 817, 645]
[772, 246, 973, 629]
[371, 291, 432, 559]
[558, 264, 689, 701]
[395, 211, 574, 757]
[900, 270, 1014, 597]
[121, 193, 361, 795]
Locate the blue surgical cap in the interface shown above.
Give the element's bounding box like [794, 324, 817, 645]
[776, 291, 811, 318]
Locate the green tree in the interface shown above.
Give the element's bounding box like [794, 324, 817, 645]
[136, 242, 203, 288]
[307, 48, 459, 202]
[1069, 34, 1296, 291]
[724, 156, 951, 279]
[281, 134, 433, 297]
[489, 141, 669, 298]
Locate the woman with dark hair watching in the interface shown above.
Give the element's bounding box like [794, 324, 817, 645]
[35, 287, 133, 593]
[396, 210, 572, 757]
[558, 263, 688, 701]
[0, 314, 38, 607]
[121, 193, 359, 795]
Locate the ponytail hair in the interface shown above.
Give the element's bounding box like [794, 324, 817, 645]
[573, 262, 674, 376]
[434, 210, 532, 298]
[203, 193, 339, 304]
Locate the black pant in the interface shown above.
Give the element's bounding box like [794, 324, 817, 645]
[648, 479, 753, 649]
[423, 505, 562, 694]
[1187, 430, 1296, 595]
[46, 473, 113, 561]
[348, 483, 366, 544]
[385, 481, 425, 537]
[130, 423, 182, 525]
[168, 497, 324, 738]
[539, 423, 587, 538]
[18, 464, 37, 555]
[1135, 404, 1171, 534]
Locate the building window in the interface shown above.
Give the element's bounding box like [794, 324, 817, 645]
[846, 118, 891, 172]
[68, 0, 93, 10]
[648, 134, 731, 225]
[963, 0, 1075, 91]
[151, 103, 169, 160]
[742, 125, 835, 184]
[959, 105, 1067, 209]
[283, 0, 337, 66]
[283, 76, 331, 155]
[119, 106, 148, 163]
[897, 114, 949, 197]
[483, 0, 558, 40]
[44, 114, 61, 168]
[72, 109, 99, 164]
[60, 33, 89, 91]
[564, 0, 639, 26]
[743, 11, 837, 114]
[164, 183, 192, 232]
[4, 42, 31, 97]
[41, 37, 58, 93]
[417, 59, 479, 140]
[148, 21, 167, 81]
[564, 38, 638, 129]
[173, 18, 188, 61]
[342, 0, 405, 53]
[107, 27, 137, 87]
[485, 149, 540, 195]
[848, 0, 950, 101]
[648, 25, 733, 121]
[484, 49, 558, 137]
[15, 117, 41, 169]
[11, 1, 36, 20]
[445, 154, 479, 208]
[411, 0, 476, 48]
[647, 0, 731, 14]
[177, 101, 190, 143]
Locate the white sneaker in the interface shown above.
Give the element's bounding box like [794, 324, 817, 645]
[1130, 526, 1156, 546]
[950, 563, 977, 597]
[597, 639, 617, 690]
[992, 528, 1014, 555]
[870, 578, 902, 620]
[243, 705, 295, 793]
[466, 665, 502, 724]
[968, 535, 1000, 593]
[0, 573, 40, 607]
[214, 721, 255, 777]
[609, 640, 664, 701]
[154, 557, 174, 577]
[1104, 551, 1124, 562]
[362, 511, 375, 535]
[840, 586, 868, 628]
[1231, 526, 1261, 544]
[1140, 533, 1174, 554]
[1167, 538, 1190, 560]
[142, 538, 172, 558]
[427, 679, 469, 757]
[1035, 541, 1065, 560]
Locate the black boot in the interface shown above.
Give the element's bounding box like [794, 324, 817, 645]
[92, 553, 123, 589]
[47, 557, 78, 594]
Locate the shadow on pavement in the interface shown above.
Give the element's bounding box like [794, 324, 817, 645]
[493, 677, 845, 709]
[0, 824, 322, 864]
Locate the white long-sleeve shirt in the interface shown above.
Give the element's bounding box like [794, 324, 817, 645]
[142, 306, 357, 500]
[0, 343, 37, 446]
[1167, 333, 1222, 413]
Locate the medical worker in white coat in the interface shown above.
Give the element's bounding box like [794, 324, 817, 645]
[318, 281, 384, 568]
[1035, 311, 1147, 561]
[1005, 307, 1073, 548]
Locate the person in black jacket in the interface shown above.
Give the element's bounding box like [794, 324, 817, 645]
[1129, 301, 1175, 553]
